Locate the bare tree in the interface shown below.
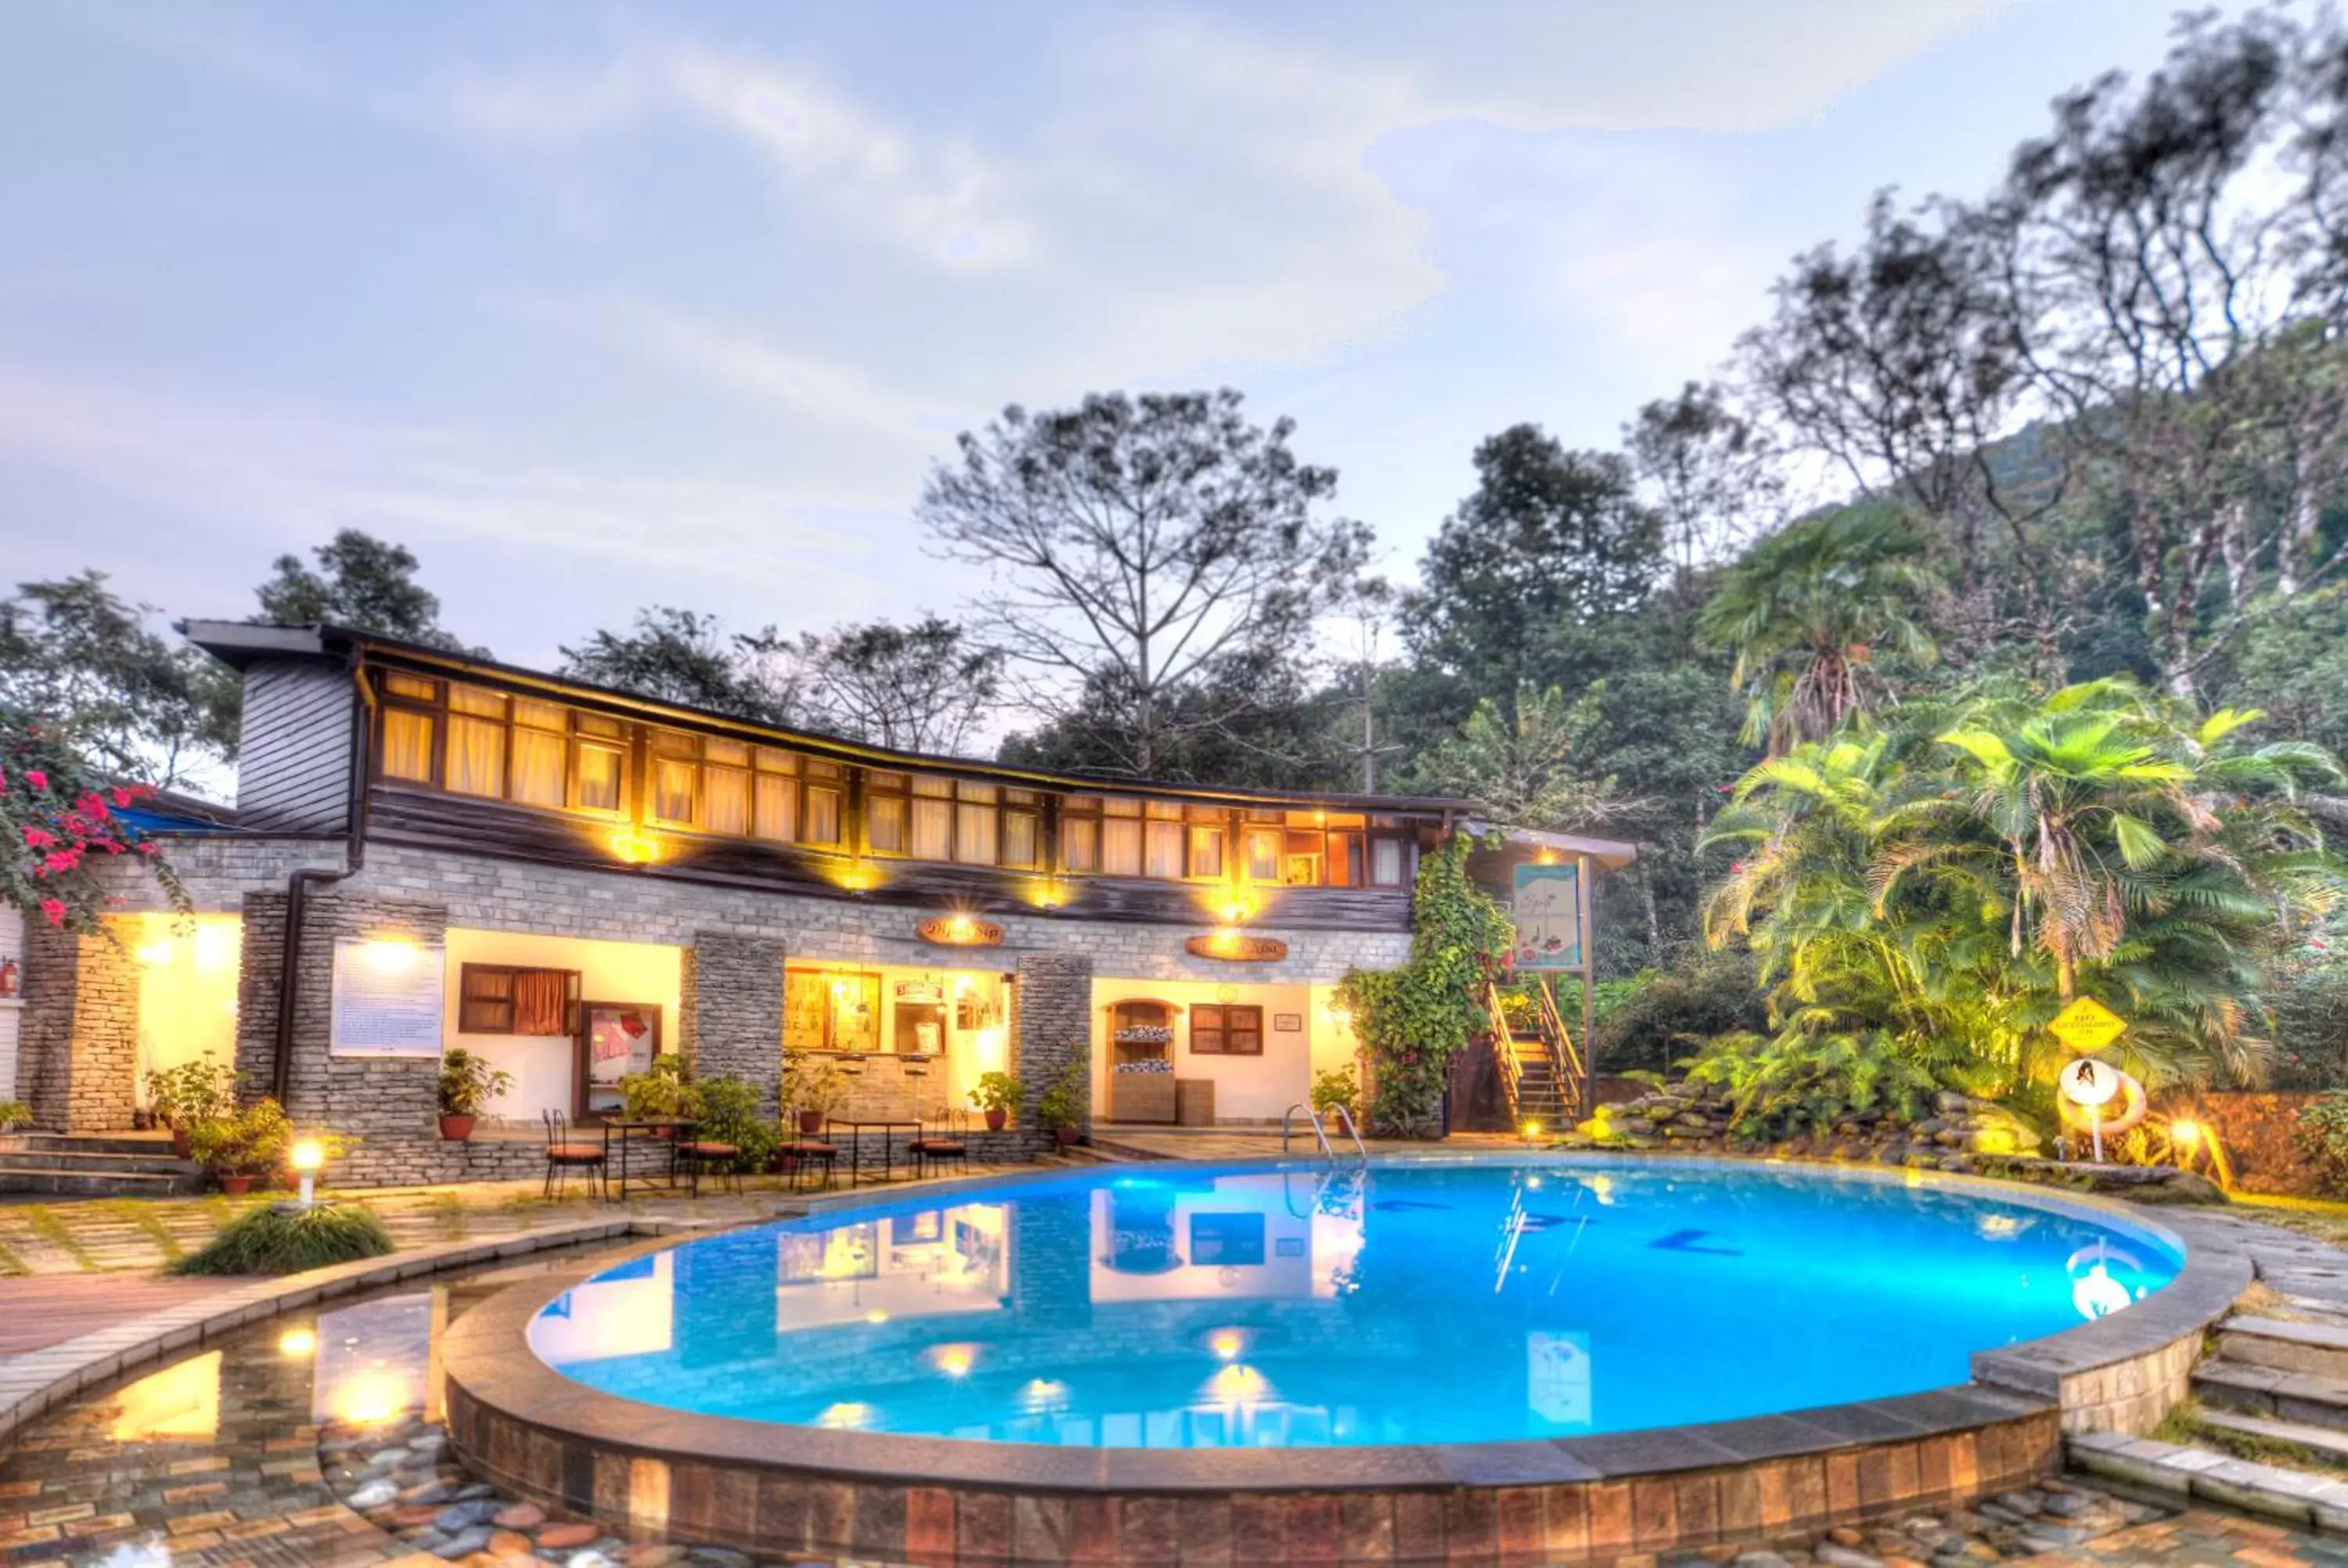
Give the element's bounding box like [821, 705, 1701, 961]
[1623, 381, 1785, 577]
[789, 616, 1001, 756]
[920, 390, 1370, 776]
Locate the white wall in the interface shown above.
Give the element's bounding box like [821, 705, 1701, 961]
[1089, 975, 1317, 1124]
[440, 930, 683, 1121]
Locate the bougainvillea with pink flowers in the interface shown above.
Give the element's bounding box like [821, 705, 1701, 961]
[2, 703, 189, 937]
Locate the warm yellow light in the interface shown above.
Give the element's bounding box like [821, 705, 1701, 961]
[1220, 899, 1247, 925]
[816, 1401, 877, 1430]
[607, 828, 661, 865]
[358, 938, 418, 972]
[1521, 1120, 1543, 1142]
[1032, 879, 1063, 910]
[1536, 849, 1560, 865]
[276, 1327, 317, 1358]
[1206, 1364, 1267, 1402]
[863, 1309, 890, 1325]
[929, 1343, 977, 1378]
[1207, 1329, 1247, 1361]
[333, 1372, 413, 1426]
[290, 1139, 326, 1173]
[945, 915, 974, 941]
[2170, 1117, 2203, 1149]
[135, 939, 176, 968]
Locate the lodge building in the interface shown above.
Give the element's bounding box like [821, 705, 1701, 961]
[0, 624, 1632, 1185]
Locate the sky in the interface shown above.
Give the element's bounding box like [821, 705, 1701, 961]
[0, 0, 2220, 674]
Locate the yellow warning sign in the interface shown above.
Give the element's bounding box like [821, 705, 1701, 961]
[2048, 997, 2127, 1052]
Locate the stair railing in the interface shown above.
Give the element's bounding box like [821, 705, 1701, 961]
[1536, 977, 1587, 1120]
[1487, 979, 1525, 1124]
[1281, 1102, 1335, 1159]
[1323, 1103, 1369, 1162]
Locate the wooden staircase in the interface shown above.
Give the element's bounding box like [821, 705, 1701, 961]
[1489, 977, 1586, 1132]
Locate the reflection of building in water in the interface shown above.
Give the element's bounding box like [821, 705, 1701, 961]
[529, 1253, 675, 1363]
[312, 1294, 433, 1428]
[1090, 1178, 1346, 1303]
[775, 1202, 1009, 1328]
[110, 1350, 222, 1440]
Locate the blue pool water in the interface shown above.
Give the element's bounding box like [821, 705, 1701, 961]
[527, 1157, 2180, 1448]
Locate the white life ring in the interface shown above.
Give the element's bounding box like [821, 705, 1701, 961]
[2057, 1069, 2147, 1137]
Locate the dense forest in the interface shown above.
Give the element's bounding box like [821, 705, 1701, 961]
[9, 9, 2348, 1106]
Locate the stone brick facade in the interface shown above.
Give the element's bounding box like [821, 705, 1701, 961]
[17, 919, 136, 1132]
[1015, 951, 1093, 1135]
[679, 930, 787, 1117]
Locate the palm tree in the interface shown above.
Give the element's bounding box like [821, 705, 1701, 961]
[1695, 504, 1941, 755]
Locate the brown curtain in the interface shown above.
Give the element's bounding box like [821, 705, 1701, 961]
[513, 969, 570, 1036]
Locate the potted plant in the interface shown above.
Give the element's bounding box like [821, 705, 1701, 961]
[1036, 1063, 1086, 1148]
[969, 1070, 1024, 1133]
[189, 1097, 293, 1196]
[618, 1054, 695, 1131]
[0, 1101, 29, 1134]
[691, 1074, 778, 1174]
[1311, 1066, 1359, 1129]
[146, 1054, 241, 1158]
[783, 1048, 849, 1135]
[437, 1048, 513, 1142]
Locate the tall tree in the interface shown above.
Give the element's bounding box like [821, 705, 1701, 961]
[920, 390, 1370, 776]
[1695, 505, 1942, 753]
[255, 530, 477, 652]
[1994, 9, 2348, 696]
[560, 607, 803, 725]
[1400, 426, 1662, 702]
[797, 616, 1001, 755]
[1624, 382, 1784, 577]
[0, 573, 225, 786]
[1404, 685, 1619, 833]
[1738, 193, 2059, 671]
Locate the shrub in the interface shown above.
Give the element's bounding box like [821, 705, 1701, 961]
[1593, 952, 1768, 1075]
[617, 1055, 690, 1121]
[189, 1097, 294, 1180]
[146, 1053, 240, 1130]
[2296, 1091, 2348, 1195]
[692, 1074, 778, 1172]
[1682, 1028, 1939, 1142]
[782, 1048, 849, 1123]
[968, 1070, 1024, 1117]
[0, 1100, 29, 1131]
[1310, 1066, 1358, 1123]
[171, 1202, 395, 1275]
[437, 1048, 513, 1117]
[1036, 1063, 1086, 1131]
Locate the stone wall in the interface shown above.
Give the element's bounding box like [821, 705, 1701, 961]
[17, 919, 136, 1131]
[679, 930, 787, 1117]
[1015, 951, 1093, 1134]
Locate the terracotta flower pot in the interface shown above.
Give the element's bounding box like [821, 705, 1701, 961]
[218, 1174, 255, 1196]
[985, 1109, 1008, 1132]
[171, 1127, 193, 1160]
[798, 1110, 825, 1135]
[1053, 1125, 1079, 1148]
[438, 1113, 477, 1142]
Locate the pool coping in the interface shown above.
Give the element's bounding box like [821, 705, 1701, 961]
[439, 1154, 2253, 1559]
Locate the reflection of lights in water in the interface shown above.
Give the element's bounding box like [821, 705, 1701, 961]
[111, 1352, 221, 1440]
[2065, 1239, 2148, 1322]
[1018, 1379, 1070, 1413]
[1205, 1328, 1248, 1361]
[277, 1327, 317, 1358]
[816, 1402, 877, 1430]
[1587, 1174, 1615, 1205]
[1525, 1176, 1543, 1191]
[864, 1309, 890, 1325]
[1205, 1365, 1269, 1403]
[1976, 1214, 2022, 1240]
[929, 1343, 977, 1378]
[333, 1372, 414, 1426]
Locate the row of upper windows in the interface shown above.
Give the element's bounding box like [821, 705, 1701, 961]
[373, 673, 1413, 886]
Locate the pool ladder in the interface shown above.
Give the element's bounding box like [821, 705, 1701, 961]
[1282, 1102, 1368, 1163]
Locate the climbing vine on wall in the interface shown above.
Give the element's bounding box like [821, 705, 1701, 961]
[1336, 834, 1515, 1137]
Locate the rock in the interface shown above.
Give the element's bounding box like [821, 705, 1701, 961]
[1997, 1491, 2045, 1516]
[402, 1481, 457, 1505]
[487, 1531, 535, 1556]
[347, 1480, 400, 1511]
[434, 1527, 494, 1559]
[391, 1505, 446, 1528]
[2036, 1492, 2091, 1519]
[2016, 1525, 2089, 1552]
[565, 1554, 615, 1568]
[453, 1482, 498, 1501]
[625, 1547, 684, 1568]
[536, 1524, 600, 1550]
[435, 1501, 502, 1532]
[1828, 1527, 1866, 1547]
[1815, 1546, 1882, 1568]
[1935, 1091, 1968, 1113]
[1730, 1555, 1795, 1568]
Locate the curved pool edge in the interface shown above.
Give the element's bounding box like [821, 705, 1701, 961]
[441, 1157, 2253, 1562]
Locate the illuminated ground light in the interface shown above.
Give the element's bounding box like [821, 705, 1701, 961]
[276, 1327, 317, 1358]
[928, 1343, 978, 1379]
[863, 1309, 890, 1325]
[1520, 1119, 1543, 1142]
[1205, 1327, 1248, 1361]
[1018, 1379, 1071, 1413]
[1205, 1364, 1269, 1403]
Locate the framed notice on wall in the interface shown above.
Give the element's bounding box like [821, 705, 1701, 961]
[330, 938, 446, 1058]
[1511, 862, 1583, 971]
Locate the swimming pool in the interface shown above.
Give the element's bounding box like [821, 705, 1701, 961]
[525, 1156, 2180, 1450]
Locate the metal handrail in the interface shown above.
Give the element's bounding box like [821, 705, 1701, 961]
[1282, 1102, 1334, 1158]
[1487, 979, 1525, 1123]
[1536, 977, 1586, 1117]
[1323, 1102, 1369, 1162]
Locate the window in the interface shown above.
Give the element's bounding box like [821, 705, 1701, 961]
[1190, 1004, 1264, 1056]
[1187, 820, 1226, 879]
[573, 740, 625, 814]
[802, 764, 844, 846]
[1062, 815, 1099, 872]
[784, 966, 882, 1052]
[1371, 837, 1407, 886]
[1242, 826, 1282, 883]
[956, 783, 998, 865]
[382, 707, 435, 784]
[379, 674, 634, 820]
[457, 964, 579, 1036]
[1145, 801, 1184, 879]
[1102, 798, 1143, 876]
[752, 748, 799, 841]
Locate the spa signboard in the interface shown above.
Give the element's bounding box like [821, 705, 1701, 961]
[1511, 861, 1583, 971]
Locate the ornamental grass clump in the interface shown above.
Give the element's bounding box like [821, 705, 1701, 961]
[171, 1202, 395, 1276]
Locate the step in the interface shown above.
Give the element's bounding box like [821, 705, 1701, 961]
[2219, 1318, 2348, 1381]
[0, 1149, 201, 1177]
[2069, 1430, 2348, 1530]
[0, 1132, 179, 1158]
[0, 1167, 201, 1198]
[2196, 1359, 2348, 1431]
[2195, 1408, 2348, 1468]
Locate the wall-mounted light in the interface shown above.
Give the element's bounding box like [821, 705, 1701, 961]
[356, 938, 420, 972]
[607, 828, 661, 866]
[135, 939, 176, 968]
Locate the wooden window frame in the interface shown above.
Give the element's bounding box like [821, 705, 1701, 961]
[456, 963, 582, 1037]
[1190, 1003, 1265, 1056]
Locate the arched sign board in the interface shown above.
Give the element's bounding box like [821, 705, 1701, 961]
[1185, 933, 1290, 962]
[917, 915, 1004, 948]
